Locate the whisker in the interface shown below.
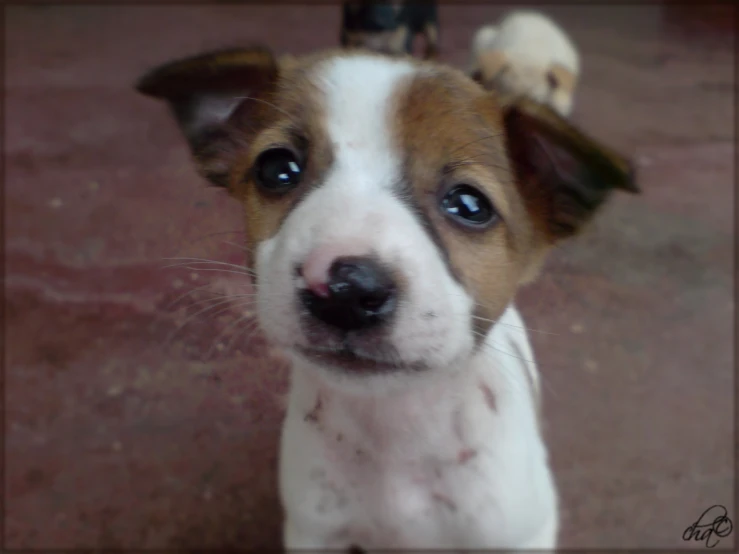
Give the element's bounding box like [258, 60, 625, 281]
[162, 266, 258, 279]
[178, 293, 257, 311]
[471, 314, 558, 336]
[165, 296, 244, 346]
[443, 159, 514, 178]
[162, 257, 256, 275]
[444, 289, 557, 337]
[204, 309, 258, 361]
[203, 295, 271, 360]
[222, 240, 254, 254]
[473, 331, 560, 404]
[164, 282, 220, 310]
[448, 133, 505, 157]
[222, 317, 263, 359]
[472, 331, 536, 366]
[168, 284, 289, 315]
[232, 95, 295, 121]
[470, 334, 532, 396]
[172, 229, 247, 254]
[444, 151, 508, 168]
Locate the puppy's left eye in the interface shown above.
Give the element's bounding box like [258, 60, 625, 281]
[254, 148, 303, 192]
[440, 185, 498, 227]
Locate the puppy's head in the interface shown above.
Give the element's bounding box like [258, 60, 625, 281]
[473, 50, 578, 117]
[137, 46, 636, 392]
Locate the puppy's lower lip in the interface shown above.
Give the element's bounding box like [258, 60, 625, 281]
[295, 345, 401, 373]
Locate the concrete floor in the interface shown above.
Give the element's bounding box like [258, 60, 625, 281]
[5, 3, 735, 551]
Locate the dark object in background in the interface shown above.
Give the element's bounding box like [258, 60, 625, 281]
[340, 1, 439, 60]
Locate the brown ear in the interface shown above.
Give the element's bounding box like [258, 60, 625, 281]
[136, 47, 280, 188]
[503, 97, 639, 242]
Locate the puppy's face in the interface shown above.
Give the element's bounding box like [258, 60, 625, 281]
[138, 47, 636, 391]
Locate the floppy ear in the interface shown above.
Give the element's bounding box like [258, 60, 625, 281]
[502, 97, 639, 242]
[135, 47, 280, 188]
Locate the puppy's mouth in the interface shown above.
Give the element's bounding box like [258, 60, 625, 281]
[294, 343, 423, 374]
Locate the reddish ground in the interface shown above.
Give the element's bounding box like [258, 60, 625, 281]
[5, 3, 735, 551]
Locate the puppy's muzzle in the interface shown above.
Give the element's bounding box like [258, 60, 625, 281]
[299, 256, 397, 331]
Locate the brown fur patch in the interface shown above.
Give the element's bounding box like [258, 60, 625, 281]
[225, 58, 337, 260]
[392, 69, 547, 336]
[135, 47, 278, 99]
[548, 62, 577, 95]
[477, 50, 509, 88]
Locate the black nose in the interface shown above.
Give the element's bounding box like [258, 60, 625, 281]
[299, 256, 397, 331]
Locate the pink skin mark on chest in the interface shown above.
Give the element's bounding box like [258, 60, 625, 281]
[304, 394, 323, 424]
[431, 492, 457, 512]
[457, 448, 478, 464]
[479, 381, 497, 412]
[452, 408, 478, 464]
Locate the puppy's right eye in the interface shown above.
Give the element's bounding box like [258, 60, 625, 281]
[254, 148, 303, 192]
[440, 184, 499, 229]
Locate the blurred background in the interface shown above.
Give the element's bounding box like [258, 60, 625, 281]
[5, 2, 735, 550]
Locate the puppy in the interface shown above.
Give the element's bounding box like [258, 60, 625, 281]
[341, 1, 439, 59]
[137, 46, 637, 551]
[469, 10, 580, 117]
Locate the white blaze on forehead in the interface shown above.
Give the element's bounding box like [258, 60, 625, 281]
[315, 55, 418, 194]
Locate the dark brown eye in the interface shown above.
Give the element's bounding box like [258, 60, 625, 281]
[546, 71, 559, 89]
[440, 185, 498, 228]
[254, 148, 302, 192]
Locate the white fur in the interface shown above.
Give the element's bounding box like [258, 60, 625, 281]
[279, 305, 558, 550]
[251, 54, 558, 551]
[487, 11, 579, 75]
[469, 10, 580, 117]
[468, 24, 499, 73]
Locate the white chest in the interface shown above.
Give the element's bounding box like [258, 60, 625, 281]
[279, 335, 557, 550]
